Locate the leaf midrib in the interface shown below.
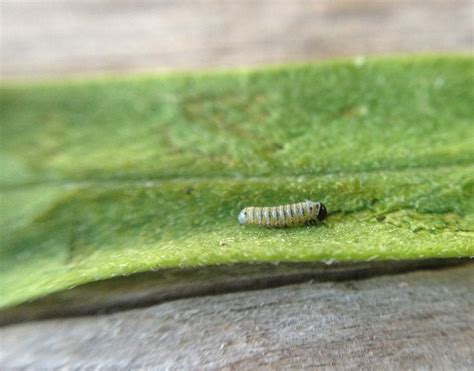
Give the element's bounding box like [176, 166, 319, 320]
[1, 160, 472, 191]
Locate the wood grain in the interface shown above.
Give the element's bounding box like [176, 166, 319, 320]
[1, 264, 473, 369]
[1, 0, 472, 79]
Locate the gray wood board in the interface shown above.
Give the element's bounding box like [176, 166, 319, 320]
[2, 0, 472, 79]
[2, 264, 473, 369]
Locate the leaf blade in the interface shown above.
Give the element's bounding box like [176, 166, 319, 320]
[1, 56, 473, 307]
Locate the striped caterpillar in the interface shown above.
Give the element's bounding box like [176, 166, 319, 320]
[238, 200, 327, 227]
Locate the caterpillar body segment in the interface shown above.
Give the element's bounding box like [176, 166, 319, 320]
[238, 200, 327, 227]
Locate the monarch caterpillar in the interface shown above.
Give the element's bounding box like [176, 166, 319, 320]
[238, 200, 327, 227]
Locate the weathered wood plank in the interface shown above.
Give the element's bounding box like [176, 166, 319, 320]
[1, 265, 473, 369]
[1, 0, 472, 79]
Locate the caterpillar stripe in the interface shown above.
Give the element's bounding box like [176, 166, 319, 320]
[238, 200, 327, 227]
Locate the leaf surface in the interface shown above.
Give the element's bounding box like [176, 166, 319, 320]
[1, 56, 473, 307]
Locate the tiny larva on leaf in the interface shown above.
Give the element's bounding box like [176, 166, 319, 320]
[238, 200, 327, 227]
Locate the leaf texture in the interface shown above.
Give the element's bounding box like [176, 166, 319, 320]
[1, 56, 473, 307]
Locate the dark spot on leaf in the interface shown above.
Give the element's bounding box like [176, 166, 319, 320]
[183, 186, 195, 195]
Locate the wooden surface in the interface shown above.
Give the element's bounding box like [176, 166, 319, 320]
[1, 0, 472, 79]
[2, 264, 473, 369]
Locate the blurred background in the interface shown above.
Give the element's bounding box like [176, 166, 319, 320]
[1, 0, 472, 80]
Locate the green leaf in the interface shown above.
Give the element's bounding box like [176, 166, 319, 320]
[1, 56, 473, 308]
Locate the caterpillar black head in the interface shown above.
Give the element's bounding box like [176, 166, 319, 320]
[316, 202, 327, 222]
